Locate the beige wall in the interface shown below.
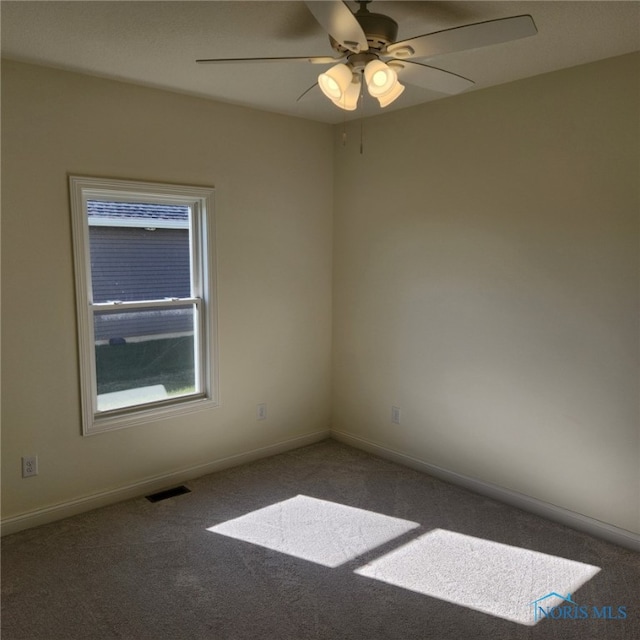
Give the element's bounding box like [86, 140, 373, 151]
[3, 54, 638, 536]
[332, 53, 640, 534]
[1, 61, 333, 519]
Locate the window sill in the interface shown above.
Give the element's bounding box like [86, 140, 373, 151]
[85, 394, 219, 435]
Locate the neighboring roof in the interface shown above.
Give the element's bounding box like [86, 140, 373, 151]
[87, 200, 189, 229]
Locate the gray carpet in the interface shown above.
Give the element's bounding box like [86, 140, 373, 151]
[2, 439, 638, 639]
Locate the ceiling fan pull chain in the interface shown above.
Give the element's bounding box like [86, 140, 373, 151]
[341, 86, 348, 146]
[359, 71, 365, 155]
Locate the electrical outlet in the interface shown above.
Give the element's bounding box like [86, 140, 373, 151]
[391, 406, 401, 425]
[22, 455, 38, 478]
[257, 403, 267, 421]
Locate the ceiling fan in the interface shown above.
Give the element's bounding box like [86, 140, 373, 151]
[196, 0, 537, 111]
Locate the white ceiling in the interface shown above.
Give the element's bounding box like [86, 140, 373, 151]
[2, 1, 639, 124]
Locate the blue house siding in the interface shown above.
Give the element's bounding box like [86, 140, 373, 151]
[89, 226, 190, 302]
[87, 202, 193, 343]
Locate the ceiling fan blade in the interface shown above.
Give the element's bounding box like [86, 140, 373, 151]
[304, 0, 368, 53]
[297, 82, 319, 103]
[196, 55, 343, 65]
[391, 60, 474, 95]
[386, 15, 537, 59]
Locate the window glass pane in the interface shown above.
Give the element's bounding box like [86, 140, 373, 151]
[94, 306, 196, 412]
[87, 201, 191, 302]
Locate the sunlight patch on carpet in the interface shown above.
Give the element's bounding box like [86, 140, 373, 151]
[354, 528, 601, 626]
[207, 495, 420, 568]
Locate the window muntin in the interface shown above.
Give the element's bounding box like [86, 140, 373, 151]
[70, 177, 217, 434]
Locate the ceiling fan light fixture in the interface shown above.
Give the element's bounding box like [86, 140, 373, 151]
[364, 60, 397, 97]
[332, 75, 361, 111]
[376, 81, 405, 107]
[318, 63, 353, 101]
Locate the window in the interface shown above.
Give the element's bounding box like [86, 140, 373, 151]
[69, 176, 218, 434]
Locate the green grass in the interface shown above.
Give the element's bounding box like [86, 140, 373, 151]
[95, 336, 195, 395]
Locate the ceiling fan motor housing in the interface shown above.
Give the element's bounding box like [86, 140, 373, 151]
[330, 8, 399, 54]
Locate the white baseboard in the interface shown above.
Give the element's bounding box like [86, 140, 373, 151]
[331, 430, 640, 553]
[1, 430, 330, 537]
[5, 428, 638, 552]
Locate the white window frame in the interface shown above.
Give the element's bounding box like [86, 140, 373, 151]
[69, 176, 219, 435]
